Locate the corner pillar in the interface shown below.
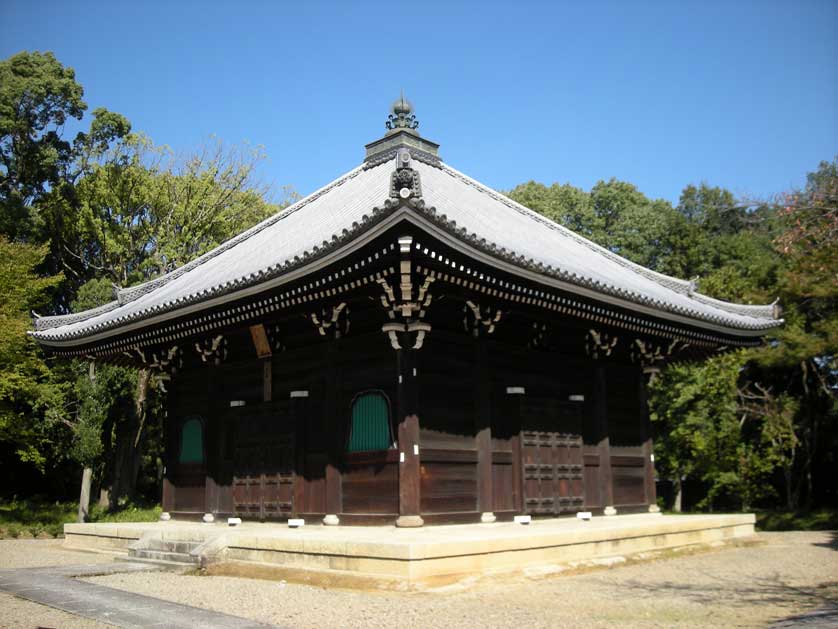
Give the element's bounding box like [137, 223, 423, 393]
[396, 338, 422, 527]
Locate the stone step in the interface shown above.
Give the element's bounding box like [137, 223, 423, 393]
[145, 539, 201, 554]
[130, 549, 199, 564]
[115, 555, 195, 571]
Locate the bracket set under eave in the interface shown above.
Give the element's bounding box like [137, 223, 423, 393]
[126, 345, 182, 392]
[309, 302, 350, 339]
[463, 300, 503, 337]
[379, 235, 435, 350]
[631, 338, 690, 383]
[195, 335, 228, 366]
[585, 329, 618, 360]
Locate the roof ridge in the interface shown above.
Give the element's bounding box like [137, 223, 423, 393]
[114, 163, 368, 305]
[437, 162, 778, 320]
[33, 300, 121, 332]
[33, 160, 400, 340]
[33, 162, 370, 332]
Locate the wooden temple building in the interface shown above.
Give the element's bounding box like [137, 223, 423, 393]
[31, 98, 782, 527]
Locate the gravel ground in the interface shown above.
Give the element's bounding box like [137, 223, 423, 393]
[0, 539, 113, 570]
[0, 540, 115, 629]
[0, 533, 834, 628]
[73, 531, 838, 629]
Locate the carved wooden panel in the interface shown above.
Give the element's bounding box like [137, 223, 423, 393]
[522, 430, 585, 515]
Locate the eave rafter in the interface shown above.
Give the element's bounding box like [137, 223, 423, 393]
[411, 235, 763, 350]
[49, 241, 400, 360]
[38, 203, 773, 361]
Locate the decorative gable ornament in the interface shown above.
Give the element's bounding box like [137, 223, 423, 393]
[390, 148, 422, 200]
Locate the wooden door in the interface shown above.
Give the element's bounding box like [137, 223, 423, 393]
[232, 404, 295, 520]
[521, 398, 585, 515]
[173, 416, 207, 513]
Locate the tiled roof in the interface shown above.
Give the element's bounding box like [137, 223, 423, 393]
[31, 147, 781, 346]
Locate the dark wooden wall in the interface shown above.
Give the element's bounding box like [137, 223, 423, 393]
[417, 333, 479, 516]
[163, 316, 653, 522]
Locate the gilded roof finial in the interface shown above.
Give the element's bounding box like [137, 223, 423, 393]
[386, 91, 419, 134]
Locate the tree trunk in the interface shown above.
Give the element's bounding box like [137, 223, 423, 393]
[784, 465, 794, 511]
[673, 477, 683, 513]
[109, 368, 150, 510]
[77, 467, 92, 523]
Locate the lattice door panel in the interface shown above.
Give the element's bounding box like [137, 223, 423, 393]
[233, 444, 263, 518]
[233, 410, 295, 520]
[522, 430, 584, 515]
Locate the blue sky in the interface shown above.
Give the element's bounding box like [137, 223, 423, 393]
[2, 0, 836, 205]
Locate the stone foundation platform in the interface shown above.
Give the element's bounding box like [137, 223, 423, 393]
[64, 513, 756, 588]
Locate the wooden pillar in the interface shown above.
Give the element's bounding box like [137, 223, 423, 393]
[396, 332, 423, 527]
[290, 391, 309, 519]
[593, 365, 616, 515]
[203, 363, 215, 519]
[507, 387, 526, 513]
[323, 341, 342, 524]
[475, 338, 495, 522]
[161, 378, 175, 515]
[262, 358, 272, 402]
[639, 371, 659, 512]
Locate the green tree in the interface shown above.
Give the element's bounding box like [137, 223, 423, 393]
[677, 182, 745, 236]
[52, 134, 281, 287]
[749, 158, 838, 509]
[0, 237, 64, 471]
[0, 51, 86, 240]
[506, 180, 599, 237]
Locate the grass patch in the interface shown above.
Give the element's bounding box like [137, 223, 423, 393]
[756, 510, 838, 531]
[0, 498, 160, 539]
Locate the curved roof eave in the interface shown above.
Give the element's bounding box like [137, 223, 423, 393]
[29, 149, 782, 347]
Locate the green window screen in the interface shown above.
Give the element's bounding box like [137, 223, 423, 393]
[347, 393, 391, 452]
[179, 418, 204, 463]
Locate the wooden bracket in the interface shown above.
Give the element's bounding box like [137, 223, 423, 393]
[463, 301, 502, 337]
[631, 338, 689, 383]
[309, 303, 350, 339]
[585, 329, 618, 360]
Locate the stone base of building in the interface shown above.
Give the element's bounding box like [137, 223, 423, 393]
[63, 513, 756, 589]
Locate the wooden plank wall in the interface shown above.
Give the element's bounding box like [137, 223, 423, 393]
[418, 333, 479, 515]
[606, 365, 647, 508]
[167, 368, 210, 514]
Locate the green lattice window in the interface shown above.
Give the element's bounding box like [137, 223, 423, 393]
[179, 417, 204, 464]
[347, 392, 392, 453]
